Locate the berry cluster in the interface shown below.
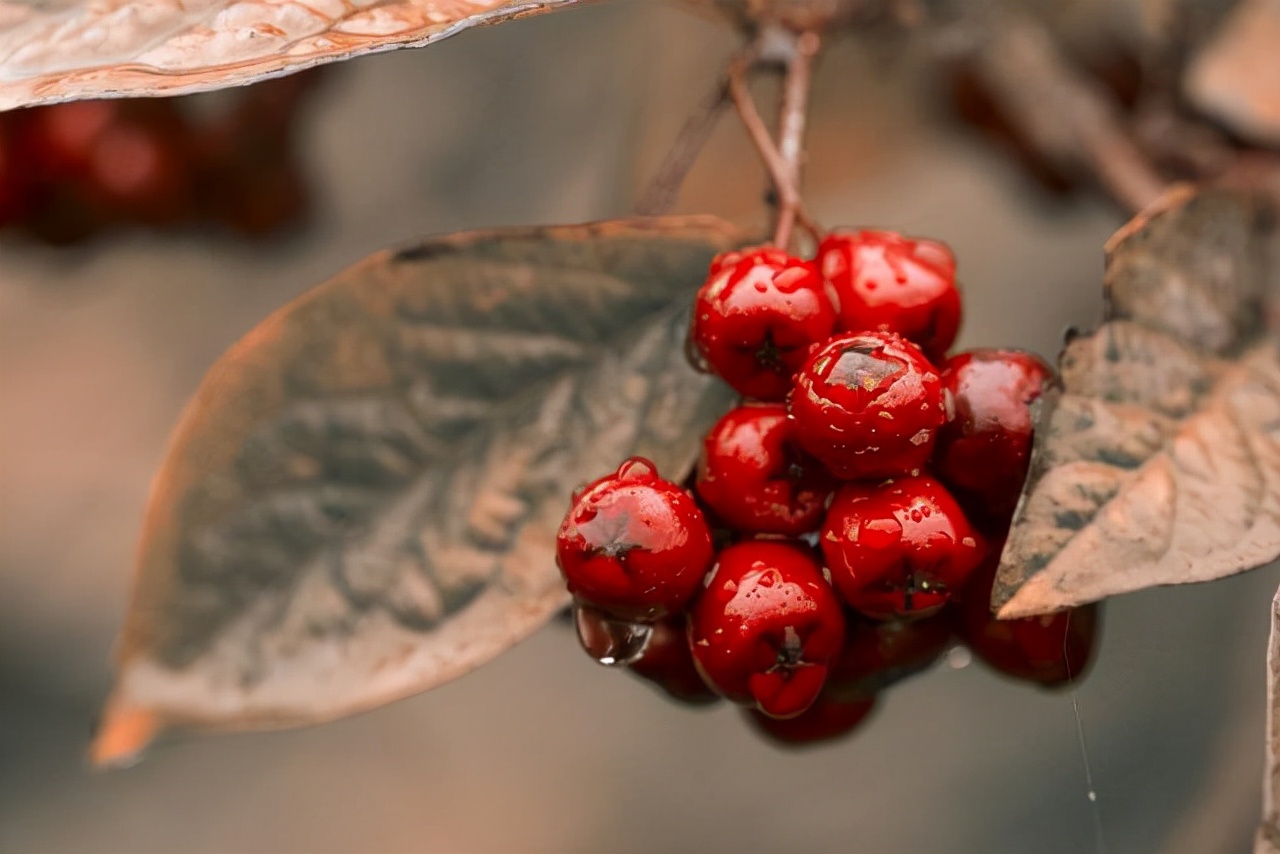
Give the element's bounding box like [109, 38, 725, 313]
[0, 72, 322, 245]
[557, 230, 1098, 748]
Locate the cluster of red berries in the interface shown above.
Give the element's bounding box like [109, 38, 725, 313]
[0, 72, 322, 245]
[557, 230, 1098, 748]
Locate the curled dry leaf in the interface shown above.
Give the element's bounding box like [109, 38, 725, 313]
[0, 0, 580, 111]
[1184, 0, 1280, 149]
[92, 217, 742, 766]
[994, 185, 1278, 619]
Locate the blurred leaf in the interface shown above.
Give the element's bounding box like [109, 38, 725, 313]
[0, 0, 582, 111]
[994, 186, 1278, 619]
[92, 217, 742, 765]
[1185, 0, 1280, 149]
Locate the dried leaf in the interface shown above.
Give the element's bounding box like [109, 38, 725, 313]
[1185, 0, 1280, 149]
[0, 0, 581, 111]
[994, 186, 1278, 619]
[1261, 584, 1280, 854]
[93, 217, 742, 765]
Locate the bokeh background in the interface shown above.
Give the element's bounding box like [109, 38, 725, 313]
[2, 2, 1275, 852]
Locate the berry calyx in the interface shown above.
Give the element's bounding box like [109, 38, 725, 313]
[688, 540, 845, 718]
[958, 548, 1098, 688]
[789, 331, 947, 480]
[557, 457, 714, 621]
[817, 229, 961, 360]
[821, 475, 984, 620]
[689, 247, 835, 401]
[934, 349, 1054, 530]
[695, 402, 835, 536]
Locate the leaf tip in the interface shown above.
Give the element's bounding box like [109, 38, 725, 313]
[995, 572, 1064, 620]
[90, 697, 161, 770]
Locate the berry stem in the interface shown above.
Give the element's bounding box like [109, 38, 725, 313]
[773, 31, 820, 249]
[727, 31, 821, 250]
[634, 43, 758, 216]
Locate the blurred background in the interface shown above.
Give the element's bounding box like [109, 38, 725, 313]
[2, 1, 1275, 852]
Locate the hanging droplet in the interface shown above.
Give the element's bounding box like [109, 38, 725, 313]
[684, 335, 711, 373]
[574, 604, 653, 666]
[614, 457, 656, 481]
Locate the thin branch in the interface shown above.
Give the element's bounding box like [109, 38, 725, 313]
[634, 45, 756, 216]
[728, 53, 797, 222]
[1259, 586, 1280, 854]
[726, 32, 820, 248]
[964, 12, 1165, 214]
[773, 31, 820, 249]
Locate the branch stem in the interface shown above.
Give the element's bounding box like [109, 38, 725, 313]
[773, 31, 820, 248]
[635, 45, 757, 216]
[968, 12, 1165, 214]
[727, 31, 821, 249]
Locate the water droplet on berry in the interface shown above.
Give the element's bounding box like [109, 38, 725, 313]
[684, 336, 711, 373]
[859, 517, 902, 549]
[615, 457, 657, 481]
[574, 604, 653, 666]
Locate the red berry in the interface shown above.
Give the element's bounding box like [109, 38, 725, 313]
[743, 694, 876, 748]
[817, 229, 961, 360]
[688, 540, 845, 718]
[958, 547, 1098, 688]
[86, 120, 190, 225]
[557, 457, 714, 621]
[934, 349, 1054, 530]
[0, 123, 30, 227]
[821, 475, 984, 620]
[825, 611, 956, 700]
[626, 616, 721, 706]
[690, 247, 835, 400]
[695, 402, 834, 536]
[789, 331, 947, 479]
[25, 101, 118, 179]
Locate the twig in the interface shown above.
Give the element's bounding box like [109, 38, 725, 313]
[634, 45, 756, 216]
[964, 12, 1165, 214]
[773, 31, 820, 248]
[1258, 586, 1280, 854]
[726, 32, 821, 248]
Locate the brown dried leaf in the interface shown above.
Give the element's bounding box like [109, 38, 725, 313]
[1185, 0, 1280, 149]
[994, 186, 1278, 619]
[92, 217, 742, 765]
[0, 0, 581, 111]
